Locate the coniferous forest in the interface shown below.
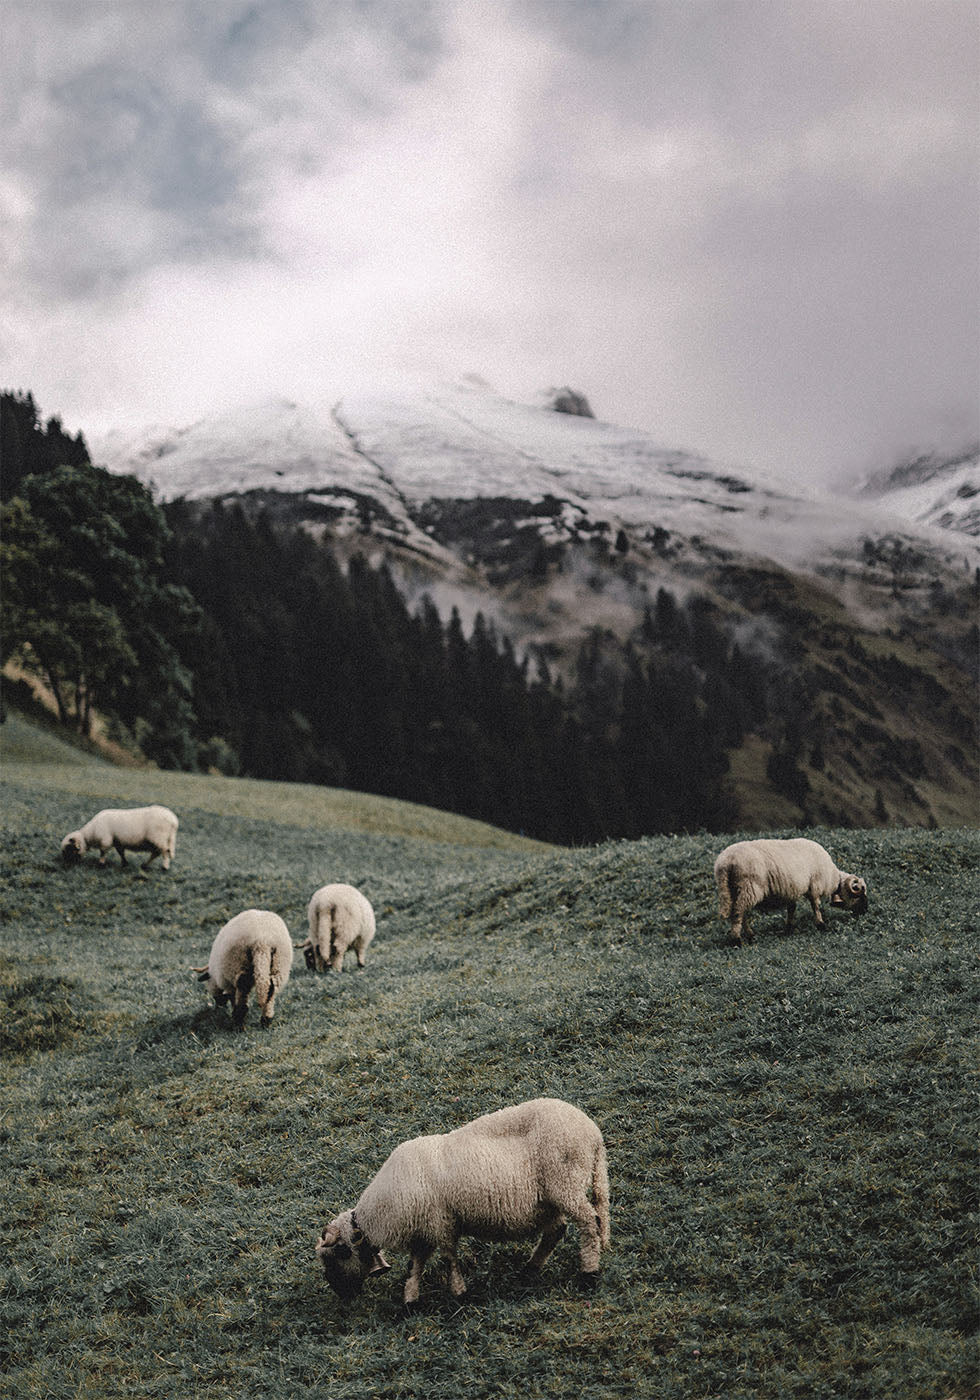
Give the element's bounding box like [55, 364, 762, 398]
[11, 389, 971, 842]
[160, 498, 742, 843]
[1, 391, 753, 842]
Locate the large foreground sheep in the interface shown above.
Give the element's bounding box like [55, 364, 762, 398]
[316, 1097, 610, 1307]
[61, 805, 178, 870]
[192, 909, 293, 1028]
[714, 837, 868, 945]
[301, 883, 375, 972]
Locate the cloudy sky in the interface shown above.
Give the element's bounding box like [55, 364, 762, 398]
[2, 0, 977, 482]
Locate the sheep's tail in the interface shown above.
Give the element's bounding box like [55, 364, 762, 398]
[252, 943, 273, 1013]
[315, 905, 335, 950]
[592, 1140, 611, 1248]
[716, 860, 735, 919]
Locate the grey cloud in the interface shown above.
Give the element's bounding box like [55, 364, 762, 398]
[5, 0, 447, 300]
[1, 0, 976, 481]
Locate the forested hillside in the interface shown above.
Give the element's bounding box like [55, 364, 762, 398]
[2, 391, 977, 841]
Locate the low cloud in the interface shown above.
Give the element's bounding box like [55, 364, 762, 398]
[1, 0, 976, 483]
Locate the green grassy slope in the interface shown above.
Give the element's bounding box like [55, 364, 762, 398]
[0, 708, 551, 852]
[1, 728, 977, 1399]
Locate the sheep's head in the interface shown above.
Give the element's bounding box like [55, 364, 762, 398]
[298, 938, 317, 972]
[316, 1212, 390, 1301]
[61, 833, 84, 865]
[831, 874, 868, 916]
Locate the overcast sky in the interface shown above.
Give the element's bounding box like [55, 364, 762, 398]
[2, 0, 977, 482]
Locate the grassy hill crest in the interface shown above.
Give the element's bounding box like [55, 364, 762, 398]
[1, 711, 976, 1399]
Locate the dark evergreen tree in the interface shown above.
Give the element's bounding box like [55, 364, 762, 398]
[1, 391, 90, 500]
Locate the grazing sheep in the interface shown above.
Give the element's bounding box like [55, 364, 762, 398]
[316, 1097, 610, 1306]
[301, 883, 375, 972]
[192, 909, 293, 1028]
[61, 805, 178, 871]
[714, 837, 868, 945]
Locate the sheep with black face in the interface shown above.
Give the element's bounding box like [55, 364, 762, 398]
[714, 837, 868, 945]
[61, 805, 178, 870]
[192, 909, 293, 1028]
[316, 1097, 610, 1307]
[300, 883, 375, 973]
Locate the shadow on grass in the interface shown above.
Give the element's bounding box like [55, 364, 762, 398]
[133, 1004, 248, 1051]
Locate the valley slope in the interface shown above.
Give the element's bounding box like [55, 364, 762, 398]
[92, 383, 979, 830]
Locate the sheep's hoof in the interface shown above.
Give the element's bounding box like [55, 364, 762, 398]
[577, 1271, 599, 1292]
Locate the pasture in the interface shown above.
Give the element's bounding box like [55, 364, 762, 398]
[1, 715, 977, 1399]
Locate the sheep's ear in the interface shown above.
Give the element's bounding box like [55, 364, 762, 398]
[368, 1251, 391, 1275]
[191, 965, 210, 978]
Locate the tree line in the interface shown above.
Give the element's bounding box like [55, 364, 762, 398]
[4, 391, 806, 843]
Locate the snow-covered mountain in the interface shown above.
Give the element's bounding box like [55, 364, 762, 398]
[859, 445, 980, 537]
[92, 381, 978, 829]
[93, 379, 976, 578]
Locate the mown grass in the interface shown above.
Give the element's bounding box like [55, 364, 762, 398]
[1, 720, 977, 1399]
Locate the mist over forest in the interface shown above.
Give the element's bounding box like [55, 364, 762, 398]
[2, 388, 977, 841]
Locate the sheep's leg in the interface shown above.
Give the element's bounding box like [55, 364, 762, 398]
[730, 891, 756, 945]
[727, 907, 743, 944]
[142, 847, 160, 870]
[730, 907, 753, 944]
[444, 1248, 467, 1298]
[113, 840, 128, 865]
[355, 942, 367, 969]
[569, 1198, 602, 1275]
[329, 939, 345, 972]
[232, 971, 252, 1029]
[259, 983, 278, 1029]
[403, 1243, 435, 1305]
[808, 889, 825, 927]
[784, 899, 797, 932]
[527, 1215, 567, 1272]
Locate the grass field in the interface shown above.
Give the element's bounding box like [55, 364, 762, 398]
[1, 711, 977, 1399]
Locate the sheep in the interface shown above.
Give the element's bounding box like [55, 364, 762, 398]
[300, 883, 375, 972]
[191, 909, 293, 1028]
[714, 837, 868, 945]
[315, 1097, 610, 1307]
[61, 805, 178, 871]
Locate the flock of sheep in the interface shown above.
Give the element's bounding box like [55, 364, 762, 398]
[59, 802, 869, 1308]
